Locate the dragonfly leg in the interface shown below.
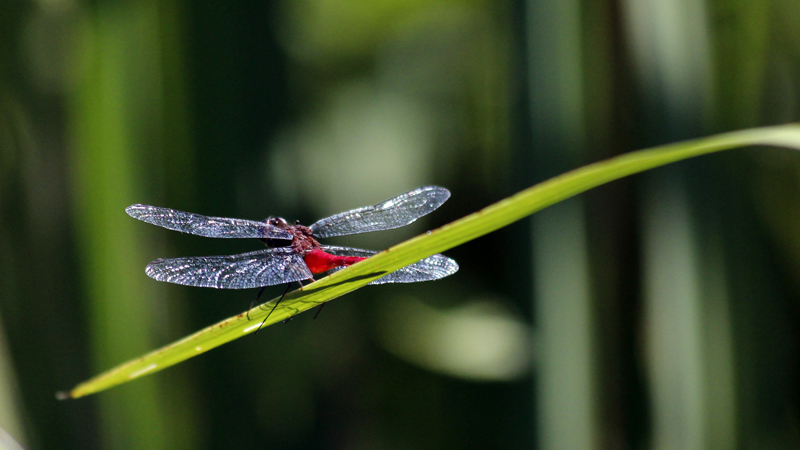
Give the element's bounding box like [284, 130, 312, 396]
[255, 283, 292, 334]
[247, 286, 268, 321]
[312, 302, 326, 320]
[280, 280, 312, 324]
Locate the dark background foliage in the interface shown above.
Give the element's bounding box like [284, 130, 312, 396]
[1, 0, 800, 449]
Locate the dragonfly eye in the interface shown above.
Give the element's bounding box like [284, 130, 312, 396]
[268, 217, 289, 228]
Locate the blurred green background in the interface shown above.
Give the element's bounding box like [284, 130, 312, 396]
[2, 0, 800, 448]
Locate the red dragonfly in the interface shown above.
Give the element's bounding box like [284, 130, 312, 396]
[126, 186, 458, 302]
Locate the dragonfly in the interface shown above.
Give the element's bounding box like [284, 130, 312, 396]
[126, 186, 458, 323]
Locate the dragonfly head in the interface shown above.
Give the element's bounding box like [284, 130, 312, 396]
[261, 217, 293, 248]
[267, 217, 290, 229]
[261, 217, 318, 251]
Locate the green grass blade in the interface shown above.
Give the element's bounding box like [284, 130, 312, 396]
[59, 124, 800, 398]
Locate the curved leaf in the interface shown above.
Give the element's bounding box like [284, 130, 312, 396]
[59, 124, 800, 398]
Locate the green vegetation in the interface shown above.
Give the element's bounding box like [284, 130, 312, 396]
[61, 124, 800, 398]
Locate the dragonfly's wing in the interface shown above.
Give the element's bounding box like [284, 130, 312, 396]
[144, 248, 312, 289]
[126, 204, 293, 240]
[322, 245, 458, 284]
[310, 186, 450, 238]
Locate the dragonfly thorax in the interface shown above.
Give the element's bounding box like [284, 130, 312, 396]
[263, 217, 320, 255]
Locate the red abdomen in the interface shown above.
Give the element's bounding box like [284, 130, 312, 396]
[303, 249, 366, 274]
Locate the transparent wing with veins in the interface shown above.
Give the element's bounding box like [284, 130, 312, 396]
[322, 246, 459, 284]
[126, 204, 293, 240]
[145, 248, 313, 289]
[310, 186, 450, 238]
